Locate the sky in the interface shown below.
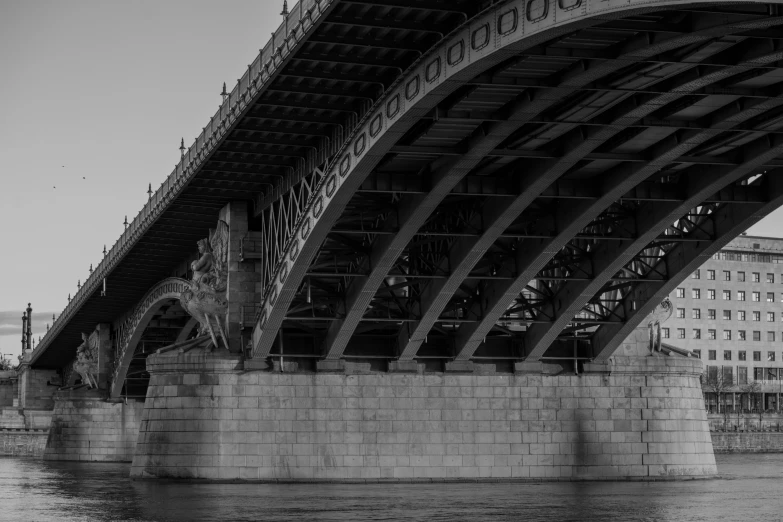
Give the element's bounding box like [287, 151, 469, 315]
[0, 0, 283, 357]
[2, 1, 783, 359]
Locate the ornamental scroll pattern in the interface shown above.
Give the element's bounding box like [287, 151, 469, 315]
[111, 278, 188, 390]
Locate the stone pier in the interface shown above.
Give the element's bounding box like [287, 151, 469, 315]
[130, 349, 716, 482]
[43, 390, 144, 462]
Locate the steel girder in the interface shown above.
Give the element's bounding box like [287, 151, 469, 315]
[318, 14, 783, 361]
[243, 1, 783, 365]
[399, 49, 783, 361]
[522, 134, 783, 361]
[590, 171, 783, 361]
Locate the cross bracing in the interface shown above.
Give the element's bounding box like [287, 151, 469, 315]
[29, 0, 783, 374]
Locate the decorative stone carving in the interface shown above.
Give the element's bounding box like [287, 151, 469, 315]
[180, 220, 230, 350]
[73, 332, 99, 389]
[647, 297, 673, 353]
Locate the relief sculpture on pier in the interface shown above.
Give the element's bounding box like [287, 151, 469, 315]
[647, 297, 673, 354]
[179, 220, 230, 350]
[70, 331, 99, 389]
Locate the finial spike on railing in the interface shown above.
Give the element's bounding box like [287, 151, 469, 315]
[180, 137, 185, 159]
[281, 0, 288, 16]
[103, 244, 107, 256]
[148, 183, 153, 200]
[221, 82, 228, 98]
[123, 216, 128, 229]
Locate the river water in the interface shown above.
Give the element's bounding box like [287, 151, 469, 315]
[0, 454, 781, 522]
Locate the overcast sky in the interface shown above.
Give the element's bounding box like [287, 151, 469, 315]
[1, 0, 783, 358]
[0, 0, 282, 357]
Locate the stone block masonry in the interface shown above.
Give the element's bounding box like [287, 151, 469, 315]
[131, 352, 716, 482]
[43, 390, 144, 462]
[711, 432, 783, 453]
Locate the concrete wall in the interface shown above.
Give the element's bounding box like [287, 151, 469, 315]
[711, 432, 783, 453]
[0, 372, 18, 407]
[19, 367, 58, 410]
[131, 351, 716, 482]
[43, 390, 144, 462]
[0, 430, 48, 457]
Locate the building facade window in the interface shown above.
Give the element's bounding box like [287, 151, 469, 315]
[738, 367, 748, 384]
[692, 309, 701, 319]
[738, 291, 746, 301]
[739, 330, 746, 341]
[676, 308, 685, 319]
[753, 311, 761, 322]
[753, 351, 761, 361]
[693, 329, 701, 339]
[677, 328, 685, 339]
[723, 310, 731, 320]
[708, 309, 716, 320]
[676, 288, 685, 298]
[723, 290, 731, 300]
[708, 290, 716, 300]
[769, 351, 776, 362]
[768, 312, 775, 322]
[724, 270, 731, 281]
[692, 289, 701, 299]
[768, 292, 775, 303]
[753, 272, 760, 283]
[692, 269, 700, 279]
[708, 270, 716, 280]
[739, 350, 747, 360]
[693, 349, 701, 359]
[769, 332, 776, 342]
[723, 330, 731, 340]
[738, 271, 746, 282]
[662, 327, 669, 339]
[724, 350, 732, 360]
[768, 273, 775, 284]
[739, 311, 746, 321]
[708, 350, 717, 360]
[753, 291, 760, 302]
[708, 329, 716, 340]
[753, 332, 761, 342]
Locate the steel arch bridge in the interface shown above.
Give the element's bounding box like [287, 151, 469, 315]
[31, 0, 783, 385]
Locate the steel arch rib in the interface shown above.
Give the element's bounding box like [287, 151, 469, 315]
[398, 39, 783, 360]
[590, 172, 783, 362]
[523, 133, 783, 361]
[450, 43, 783, 361]
[323, 12, 783, 361]
[252, 0, 783, 360]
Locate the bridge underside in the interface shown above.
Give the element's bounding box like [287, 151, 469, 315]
[253, 1, 783, 370]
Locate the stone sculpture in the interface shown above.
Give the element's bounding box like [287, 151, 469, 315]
[179, 220, 230, 351]
[74, 332, 99, 389]
[647, 297, 673, 353]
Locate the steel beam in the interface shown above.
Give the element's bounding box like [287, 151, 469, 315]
[253, 11, 783, 361]
[590, 172, 783, 362]
[416, 45, 783, 361]
[320, 20, 775, 361]
[523, 133, 783, 361]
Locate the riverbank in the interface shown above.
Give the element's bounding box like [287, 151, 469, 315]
[0, 429, 47, 457]
[711, 431, 783, 453]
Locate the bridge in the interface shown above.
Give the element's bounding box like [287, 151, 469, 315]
[27, 0, 783, 481]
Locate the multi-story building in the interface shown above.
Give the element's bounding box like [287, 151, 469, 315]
[665, 235, 783, 413]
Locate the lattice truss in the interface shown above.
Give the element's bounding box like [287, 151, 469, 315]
[246, 3, 783, 364]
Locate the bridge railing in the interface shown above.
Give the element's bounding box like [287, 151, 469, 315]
[31, 0, 336, 363]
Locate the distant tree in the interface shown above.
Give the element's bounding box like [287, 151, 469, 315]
[0, 357, 13, 371]
[739, 380, 763, 429]
[702, 369, 733, 427]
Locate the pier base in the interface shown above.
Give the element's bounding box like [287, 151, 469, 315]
[43, 389, 144, 462]
[130, 348, 715, 481]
